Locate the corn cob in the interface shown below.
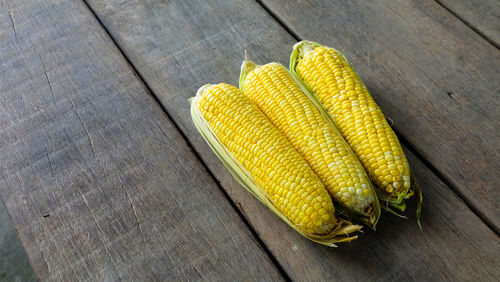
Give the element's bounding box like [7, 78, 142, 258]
[191, 83, 361, 245]
[240, 60, 380, 227]
[290, 40, 422, 219]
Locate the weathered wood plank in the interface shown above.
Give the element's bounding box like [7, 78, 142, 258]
[259, 0, 500, 231]
[85, 0, 500, 280]
[436, 0, 500, 48]
[0, 0, 283, 280]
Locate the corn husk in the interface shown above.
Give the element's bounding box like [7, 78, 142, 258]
[290, 40, 423, 225]
[191, 84, 362, 246]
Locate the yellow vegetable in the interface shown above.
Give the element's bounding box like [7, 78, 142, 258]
[290, 40, 422, 221]
[240, 60, 380, 227]
[190, 83, 361, 246]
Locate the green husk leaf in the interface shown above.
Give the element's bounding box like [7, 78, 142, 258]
[240, 57, 381, 229]
[383, 206, 408, 218]
[191, 84, 362, 246]
[412, 172, 423, 229]
[290, 40, 423, 221]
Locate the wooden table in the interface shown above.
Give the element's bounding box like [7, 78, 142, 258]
[1, 0, 499, 280]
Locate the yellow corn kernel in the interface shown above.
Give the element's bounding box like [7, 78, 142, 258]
[240, 61, 379, 226]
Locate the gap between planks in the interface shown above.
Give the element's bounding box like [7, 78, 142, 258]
[254, 0, 500, 236]
[434, 0, 499, 49]
[79, 0, 291, 279]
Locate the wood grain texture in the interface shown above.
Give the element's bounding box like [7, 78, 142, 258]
[0, 0, 283, 280]
[436, 0, 500, 48]
[259, 0, 500, 231]
[85, 0, 500, 280]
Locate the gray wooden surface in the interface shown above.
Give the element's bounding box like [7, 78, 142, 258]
[85, 0, 500, 280]
[436, 0, 500, 48]
[0, 199, 36, 281]
[0, 0, 281, 280]
[1, 0, 499, 280]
